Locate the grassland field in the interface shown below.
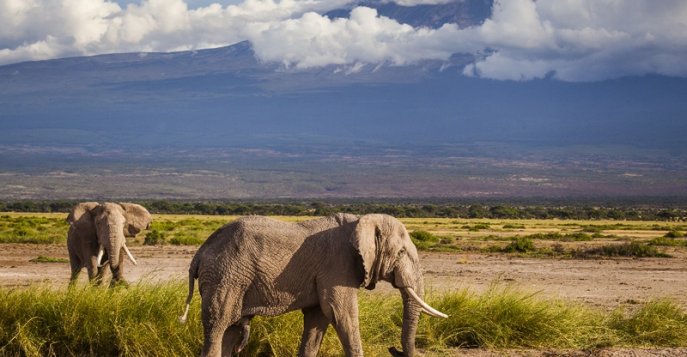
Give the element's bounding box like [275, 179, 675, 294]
[1, 212, 687, 356]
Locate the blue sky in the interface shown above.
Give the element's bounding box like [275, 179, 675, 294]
[1, 0, 686, 82]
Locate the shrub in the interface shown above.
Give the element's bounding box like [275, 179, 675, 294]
[650, 237, 687, 247]
[502, 237, 536, 253]
[574, 242, 670, 258]
[144, 230, 166, 245]
[29, 256, 69, 263]
[608, 300, 687, 346]
[410, 230, 439, 243]
[502, 224, 525, 229]
[664, 230, 685, 238]
[580, 225, 604, 233]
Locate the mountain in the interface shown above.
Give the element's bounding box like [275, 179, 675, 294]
[0, 0, 686, 200]
[326, 0, 493, 28]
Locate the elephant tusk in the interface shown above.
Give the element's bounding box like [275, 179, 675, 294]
[405, 288, 448, 319]
[123, 244, 138, 266]
[96, 246, 108, 267]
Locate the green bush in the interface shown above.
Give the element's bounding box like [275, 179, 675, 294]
[650, 237, 687, 247]
[502, 224, 525, 229]
[664, 230, 685, 238]
[29, 256, 69, 263]
[608, 300, 687, 346]
[580, 225, 604, 233]
[143, 230, 166, 246]
[410, 230, 439, 243]
[574, 242, 670, 258]
[0, 216, 68, 244]
[522, 232, 592, 242]
[502, 237, 536, 253]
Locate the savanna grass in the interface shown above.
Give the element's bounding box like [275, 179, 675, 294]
[2, 283, 686, 356]
[0, 215, 68, 244]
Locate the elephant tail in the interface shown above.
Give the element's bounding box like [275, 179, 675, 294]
[179, 255, 199, 324]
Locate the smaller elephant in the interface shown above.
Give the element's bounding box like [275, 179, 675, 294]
[66, 202, 152, 286]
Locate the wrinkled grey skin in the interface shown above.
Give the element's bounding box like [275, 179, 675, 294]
[184, 213, 429, 357]
[66, 202, 152, 286]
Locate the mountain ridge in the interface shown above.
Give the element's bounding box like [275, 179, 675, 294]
[1, 0, 686, 199]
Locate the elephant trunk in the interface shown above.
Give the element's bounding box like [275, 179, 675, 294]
[399, 280, 423, 357]
[104, 227, 123, 272]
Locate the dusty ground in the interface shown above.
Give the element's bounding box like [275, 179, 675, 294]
[2, 244, 687, 356]
[2, 244, 686, 310]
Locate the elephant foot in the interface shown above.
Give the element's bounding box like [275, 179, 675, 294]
[388, 347, 405, 357]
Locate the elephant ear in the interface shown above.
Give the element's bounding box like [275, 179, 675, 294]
[66, 202, 100, 226]
[117, 203, 152, 236]
[351, 214, 389, 290]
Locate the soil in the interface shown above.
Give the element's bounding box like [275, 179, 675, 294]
[2, 244, 687, 356]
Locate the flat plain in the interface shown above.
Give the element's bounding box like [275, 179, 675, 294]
[2, 213, 687, 356]
[2, 213, 686, 309]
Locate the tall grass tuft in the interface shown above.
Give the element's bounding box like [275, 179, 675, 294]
[420, 286, 604, 350]
[608, 300, 687, 346]
[0, 282, 203, 356]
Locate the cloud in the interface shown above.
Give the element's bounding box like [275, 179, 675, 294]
[383, 0, 457, 6]
[1, 0, 687, 82]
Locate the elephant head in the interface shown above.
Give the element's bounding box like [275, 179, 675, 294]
[92, 202, 152, 283]
[66, 201, 100, 230]
[352, 214, 447, 356]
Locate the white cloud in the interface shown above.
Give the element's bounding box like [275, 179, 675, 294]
[384, 0, 457, 6]
[1, 0, 686, 82]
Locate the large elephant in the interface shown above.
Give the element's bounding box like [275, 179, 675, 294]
[66, 202, 152, 286]
[180, 213, 447, 357]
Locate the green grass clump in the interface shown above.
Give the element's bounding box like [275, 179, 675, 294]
[410, 230, 460, 252]
[29, 256, 69, 263]
[410, 230, 439, 243]
[502, 224, 525, 229]
[0, 216, 68, 244]
[523, 232, 592, 242]
[0, 282, 203, 356]
[664, 230, 685, 238]
[462, 223, 491, 231]
[574, 242, 670, 258]
[649, 237, 687, 247]
[147, 218, 226, 246]
[421, 286, 604, 349]
[501, 237, 536, 253]
[580, 225, 604, 233]
[608, 300, 687, 346]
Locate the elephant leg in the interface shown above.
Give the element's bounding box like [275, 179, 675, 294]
[85, 255, 99, 285]
[319, 288, 363, 357]
[201, 291, 243, 357]
[221, 324, 242, 357]
[298, 306, 330, 357]
[68, 252, 81, 286]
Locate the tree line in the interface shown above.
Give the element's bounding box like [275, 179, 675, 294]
[1, 200, 685, 221]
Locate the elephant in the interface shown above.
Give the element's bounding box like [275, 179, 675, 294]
[66, 202, 152, 286]
[179, 213, 447, 357]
